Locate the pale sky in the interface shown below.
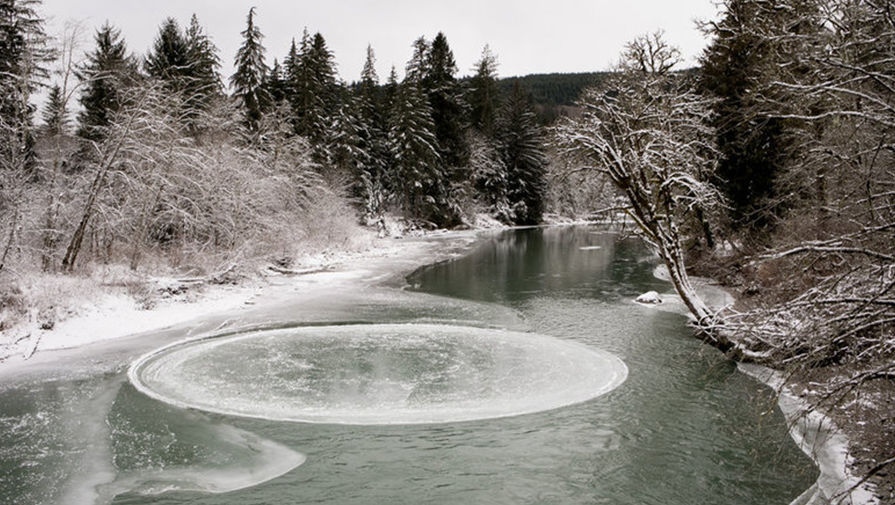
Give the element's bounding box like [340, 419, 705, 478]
[41, 0, 719, 84]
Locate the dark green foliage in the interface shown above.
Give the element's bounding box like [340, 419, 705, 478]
[699, 0, 791, 230]
[422, 32, 468, 169]
[145, 15, 221, 118]
[77, 23, 133, 141]
[183, 14, 222, 107]
[41, 84, 67, 135]
[286, 31, 338, 157]
[467, 45, 500, 135]
[496, 84, 547, 225]
[0, 0, 51, 171]
[497, 72, 607, 123]
[230, 7, 269, 133]
[264, 58, 287, 104]
[145, 18, 190, 85]
[387, 73, 457, 227]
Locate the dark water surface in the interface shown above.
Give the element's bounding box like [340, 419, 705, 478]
[0, 226, 817, 504]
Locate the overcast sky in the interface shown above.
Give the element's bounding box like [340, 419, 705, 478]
[41, 0, 720, 83]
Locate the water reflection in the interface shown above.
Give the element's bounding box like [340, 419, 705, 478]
[409, 227, 667, 304]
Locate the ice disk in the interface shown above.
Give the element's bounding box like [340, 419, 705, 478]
[129, 324, 628, 425]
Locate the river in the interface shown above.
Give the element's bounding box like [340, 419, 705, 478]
[0, 226, 817, 504]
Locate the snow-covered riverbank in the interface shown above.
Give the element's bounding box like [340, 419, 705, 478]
[647, 264, 878, 505]
[0, 230, 481, 372]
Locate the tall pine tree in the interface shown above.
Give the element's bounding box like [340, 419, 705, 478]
[145, 18, 190, 87]
[77, 22, 133, 141]
[468, 45, 500, 136]
[41, 83, 67, 135]
[496, 84, 547, 225]
[422, 32, 468, 169]
[184, 14, 222, 108]
[700, 0, 790, 230]
[387, 38, 458, 227]
[0, 0, 51, 172]
[230, 7, 269, 134]
[289, 31, 338, 153]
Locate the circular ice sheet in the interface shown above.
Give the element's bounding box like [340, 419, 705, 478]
[129, 324, 627, 425]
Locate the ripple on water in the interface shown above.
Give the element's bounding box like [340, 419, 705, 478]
[129, 324, 628, 425]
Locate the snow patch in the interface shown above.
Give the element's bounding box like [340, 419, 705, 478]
[635, 291, 662, 304]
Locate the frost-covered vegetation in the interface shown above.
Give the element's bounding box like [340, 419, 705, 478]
[0, 3, 550, 341]
[553, 2, 895, 499]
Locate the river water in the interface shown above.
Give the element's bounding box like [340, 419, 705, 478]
[0, 226, 817, 504]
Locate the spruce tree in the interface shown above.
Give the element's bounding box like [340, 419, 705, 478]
[230, 7, 269, 134]
[700, 0, 789, 230]
[145, 18, 190, 87]
[496, 84, 547, 225]
[423, 32, 468, 169]
[387, 40, 458, 227]
[291, 31, 337, 149]
[77, 22, 132, 141]
[0, 0, 51, 171]
[352, 45, 389, 214]
[468, 45, 500, 136]
[41, 83, 67, 135]
[184, 14, 222, 108]
[264, 58, 287, 104]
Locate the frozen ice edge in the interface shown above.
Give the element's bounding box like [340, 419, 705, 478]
[738, 364, 877, 505]
[651, 264, 877, 505]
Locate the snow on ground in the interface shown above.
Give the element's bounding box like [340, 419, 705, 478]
[0, 233, 451, 367]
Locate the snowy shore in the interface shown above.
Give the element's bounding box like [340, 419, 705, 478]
[0, 229, 481, 372]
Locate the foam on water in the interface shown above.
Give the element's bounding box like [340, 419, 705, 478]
[130, 324, 628, 425]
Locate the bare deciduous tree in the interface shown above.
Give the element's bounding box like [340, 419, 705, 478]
[555, 33, 736, 349]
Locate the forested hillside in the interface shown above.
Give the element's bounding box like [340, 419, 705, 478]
[497, 72, 608, 122]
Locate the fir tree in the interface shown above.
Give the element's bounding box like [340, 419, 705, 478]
[145, 18, 190, 87]
[358, 44, 378, 102]
[387, 43, 458, 227]
[184, 13, 222, 108]
[496, 84, 547, 225]
[423, 32, 468, 169]
[468, 45, 500, 135]
[383, 65, 399, 112]
[351, 45, 389, 214]
[291, 31, 338, 149]
[404, 37, 428, 84]
[0, 0, 52, 171]
[264, 58, 287, 104]
[41, 83, 67, 135]
[700, 0, 790, 230]
[230, 7, 269, 134]
[77, 22, 132, 141]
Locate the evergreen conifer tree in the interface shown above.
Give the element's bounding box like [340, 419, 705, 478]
[145, 18, 190, 86]
[700, 0, 790, 230]
[386, 41, 458, 227]
[496, 84, 547, 225]
[77, 22, 132, 141]
[184, 14, 222, 107]
[468, 45, 500, 136]
[0, 0, 52, 171]
[422, 32, 468, 169]
[291, 31, 337, 150]
[264, 58, 287, 104]
[230, 7, 269, 134]
[41, 83, 68, 135]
